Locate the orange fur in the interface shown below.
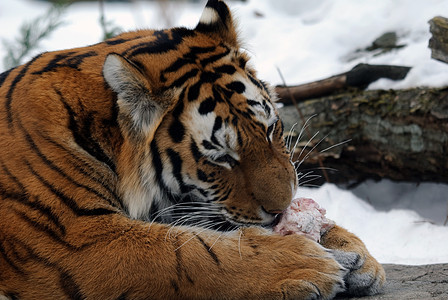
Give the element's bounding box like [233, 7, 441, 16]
[0, 1, 384, 299]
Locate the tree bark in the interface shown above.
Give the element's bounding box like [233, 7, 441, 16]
[278, 87, 448, 186]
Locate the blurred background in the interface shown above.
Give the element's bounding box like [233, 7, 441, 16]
[1, 0, 447, 264]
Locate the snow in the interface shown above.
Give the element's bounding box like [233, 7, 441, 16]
[296, 184, 448, 265]
[1, 0, 447, 265]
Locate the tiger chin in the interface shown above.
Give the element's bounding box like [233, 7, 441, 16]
[0, 0, 385, 299]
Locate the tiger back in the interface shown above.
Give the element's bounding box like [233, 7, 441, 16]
[0, 0, 385, 299]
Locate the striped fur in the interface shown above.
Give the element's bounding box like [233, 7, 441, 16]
[0, 0, 384, 299]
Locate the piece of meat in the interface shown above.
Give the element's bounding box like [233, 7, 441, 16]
[274, 198, 334, 242]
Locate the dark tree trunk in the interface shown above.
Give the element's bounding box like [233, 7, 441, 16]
[278, 87, 448, 186]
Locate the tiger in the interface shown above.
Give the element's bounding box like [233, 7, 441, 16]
[0, 0, 385, 299]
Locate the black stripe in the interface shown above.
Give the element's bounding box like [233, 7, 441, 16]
[169, 87, 186, 144]
[56, 89, 117, 173]
[126, 28, 195, 58]
[200, 47, 230, 68]
[159, 47, 215, 84]
[189, 45, 217, 55]
[190, 138, 203, 162]
[166, 148, 192, 194]
[0, 160, 26, 191]
[13, 209, 78, 250]
[262, 100, 272, 116]
[116, 292, 129, 300]
[171, 280, 180, 294]
[197, 169, 208, 182]
[150, 139, 169, 193]
[4, 292, 20, 300]
[171, 68, 199, 88]
[0, 67, 16, 87]
[237, 128, 243, 147]
[172, 88, 186, 118]
[64, 51, 97, 70]
[248, 73, 264, 91]
[247, 99, 259, 107]
[31, 52, 74, 75]
[5, 53, 43, 129]
[0, 163, 65, 234]
[105, 38, 131, 45]
[198, 97, 216, 115]
[196, 235, 220, 266]
[169, 118, 185, 143]
[226, 81, 245, 94]
[247, 98, 272, 117]
[187, 81, 202, 102]
[16, 117, 116, 208]
[200, 71, 221, 83]
[9, 236, 85, 300]
[32, 51, 97, 75]
[212, 186, 232, 203]
[148, 201, 160, 221]
[162, 58, 191, 78]
[1, 162, 67, 235]
[45, 138, 121, 207]
[217, 84, 234, 100]
[59, 270, 84, 300]
[212, 85, 225, 103]
[0, 238, 27, 276]
[25, 160, 116, 217]
[202, 140, 218, 150]
[210, 116, 223, 147]
[173, 235, 194, 285]
[214, 64, 236, 75]
[160, 45, 216, 82]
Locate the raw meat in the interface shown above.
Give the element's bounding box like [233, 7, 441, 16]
[274, 198, 334, 242]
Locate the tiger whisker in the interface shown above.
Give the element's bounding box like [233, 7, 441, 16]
[294, 133, 328, 170]
[294, 130, 320, 168]
[208, 231, 224, 251]
[238, 229, 243, 260]
[285, 122, 298, 152]
[166, 215, 215, 240]
[298, 175, 322, 187]
[289, 114, 317, 160]
[167, 219, 212, 241]
[319, 139, 352, 153]
[174, 222, 226, 252]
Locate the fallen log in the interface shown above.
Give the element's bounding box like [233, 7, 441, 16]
[278, 87, 448, 186]
[275, 63, 411, 105]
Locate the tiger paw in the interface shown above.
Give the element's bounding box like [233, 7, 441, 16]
[239, 229, 348, 299]
[320, 226, 386, 297]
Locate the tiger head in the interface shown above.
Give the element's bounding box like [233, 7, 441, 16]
[103, 0, 298, 229]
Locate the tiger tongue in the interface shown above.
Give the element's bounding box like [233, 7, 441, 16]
[273, 198, 335, 242]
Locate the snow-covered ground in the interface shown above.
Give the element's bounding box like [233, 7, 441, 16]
[1, 0, 447, 265]
[296, 184, 448, 265]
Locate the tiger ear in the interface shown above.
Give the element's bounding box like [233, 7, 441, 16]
[103, 53, 172, 139]
[195, 0, 239, 47]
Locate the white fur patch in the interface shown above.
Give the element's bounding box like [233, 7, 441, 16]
[237, 74, 276, 127]
[189, 106, 239, 168]
[103, 55, 125, 92]
[199, 7, 220, 25]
